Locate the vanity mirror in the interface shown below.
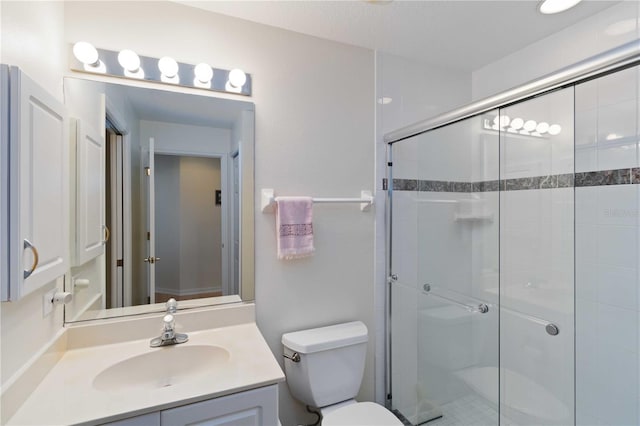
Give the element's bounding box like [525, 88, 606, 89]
[64, 77, 254, 322]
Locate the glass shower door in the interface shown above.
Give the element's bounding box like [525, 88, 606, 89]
[390, 111, 500, 425]
[390, 61, 640, 426]
[498, 88, 575, 426]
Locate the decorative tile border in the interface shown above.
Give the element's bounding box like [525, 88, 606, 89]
[391, 179, 418, 191]
[575, 168, 630, 187]
[472, 180, 500, 192]
[419, 180, 451, 192]
[386, 168, 637, 193]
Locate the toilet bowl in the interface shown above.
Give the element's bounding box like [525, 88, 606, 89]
[281, 321, 402, 426]
[322, 401, 402, 426]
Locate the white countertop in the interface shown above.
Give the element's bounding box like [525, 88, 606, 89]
[7, 323, 285, 426]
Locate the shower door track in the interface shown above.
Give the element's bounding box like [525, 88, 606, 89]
[384, 39, 640, 145]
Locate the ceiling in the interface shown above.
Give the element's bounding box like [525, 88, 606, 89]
[111, 83, 253, 129]
[176, 0, 620, 71]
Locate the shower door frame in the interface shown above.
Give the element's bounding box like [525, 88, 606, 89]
[384, 38, 640, 420]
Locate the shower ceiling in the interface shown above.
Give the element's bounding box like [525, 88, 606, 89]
[175, 0, 621, 71]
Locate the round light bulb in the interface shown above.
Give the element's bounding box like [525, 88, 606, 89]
[118, 49, 140, 72]
[539, 0, 582, 15]
[523, 120, 537, 132]
[536, 122, 550, 134]
[158, 56, 179, 78]
[510, 117, 524, 130]
[228, 69, 247, 88]
[194, 63, 213, 83]
[499, 115, 510, 128]
[73, 41, 99, 66]
[548, 124, 562, 135]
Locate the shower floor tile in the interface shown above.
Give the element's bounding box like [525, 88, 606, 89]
[419, 394, 515, 426]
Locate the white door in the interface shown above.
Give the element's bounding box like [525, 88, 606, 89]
[1, 65, 9, 298]
[74, 118, 105, 266]
[7, 66, 68, 300]
[232, 153, 240, 295]
[146, 137, 156, 304]
[107, 130, 126, 308]
[115, 133, 124, 306]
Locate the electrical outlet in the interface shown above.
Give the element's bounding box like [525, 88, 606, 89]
[43, 288, 56, 317]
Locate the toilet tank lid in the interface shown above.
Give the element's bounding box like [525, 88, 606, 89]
[282, 321, 368, 354]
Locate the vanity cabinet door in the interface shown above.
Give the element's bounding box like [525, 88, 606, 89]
[160, 385, 278, 426]
[3, 65, 69, 301]
[73, 118, 106, 266]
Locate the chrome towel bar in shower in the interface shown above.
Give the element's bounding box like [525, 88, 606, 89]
[421, 283, 560, 336]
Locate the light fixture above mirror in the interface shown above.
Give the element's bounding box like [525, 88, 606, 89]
[70, 42, 251, 96]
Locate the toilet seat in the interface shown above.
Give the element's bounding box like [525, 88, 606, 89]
[321, 402, 403, 426]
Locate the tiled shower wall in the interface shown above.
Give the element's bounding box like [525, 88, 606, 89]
[574, 66, 640, 426]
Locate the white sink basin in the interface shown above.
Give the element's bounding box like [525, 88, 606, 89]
[93, 344, 230, 391]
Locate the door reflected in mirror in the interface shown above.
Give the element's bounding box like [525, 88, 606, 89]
[64, 78, 254, 322]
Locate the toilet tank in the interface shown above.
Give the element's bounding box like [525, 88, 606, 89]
[282, 321, 368, 408]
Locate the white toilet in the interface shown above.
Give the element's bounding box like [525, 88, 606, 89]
[282, 321, 403, 426]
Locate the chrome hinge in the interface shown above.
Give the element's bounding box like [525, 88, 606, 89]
[388, 274, 398, 284]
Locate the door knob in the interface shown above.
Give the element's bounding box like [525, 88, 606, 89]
[144, 257, 161, 264]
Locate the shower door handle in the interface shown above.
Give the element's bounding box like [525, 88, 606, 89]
[423, 284, 489, 314]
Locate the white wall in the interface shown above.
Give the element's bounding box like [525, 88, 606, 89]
[179, 157, 222, 294]
[0, 1, 67, 390]
[64, 3, 375, 425]
[141, 120, 231, 156]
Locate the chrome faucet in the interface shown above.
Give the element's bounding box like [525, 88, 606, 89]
[150, 299, 188, 347]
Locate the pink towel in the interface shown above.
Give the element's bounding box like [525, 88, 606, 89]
[276, 196, 315, 260]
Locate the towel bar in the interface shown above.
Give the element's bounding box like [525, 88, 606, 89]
[261, 189, 374, 213]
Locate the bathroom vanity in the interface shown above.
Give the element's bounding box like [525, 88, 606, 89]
[4, 303, 284, 425]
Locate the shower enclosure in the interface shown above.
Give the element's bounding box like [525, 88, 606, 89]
[387, 41, 640, 426]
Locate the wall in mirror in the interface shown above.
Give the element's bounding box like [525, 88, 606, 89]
[64, 78, 255, 322]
